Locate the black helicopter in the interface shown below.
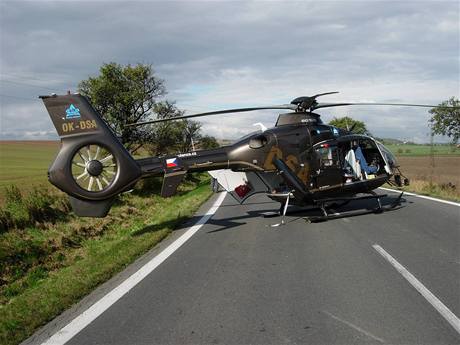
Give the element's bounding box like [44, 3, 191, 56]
[40, 92, 445, 221]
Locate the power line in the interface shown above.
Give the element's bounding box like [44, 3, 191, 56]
[0, 72, 63, 83]
[0, 94, 37, 101]
[0, 79, 58, 91]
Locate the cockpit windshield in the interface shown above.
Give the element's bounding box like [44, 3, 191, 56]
[377, 142, 398, 168]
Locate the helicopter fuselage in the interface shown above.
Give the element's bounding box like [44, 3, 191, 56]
[137, 112, 401, 205]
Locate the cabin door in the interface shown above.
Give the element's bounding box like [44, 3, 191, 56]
[313, 144, 343, 188]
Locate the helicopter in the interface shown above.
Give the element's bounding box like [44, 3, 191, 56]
[39, 92, 449, 221]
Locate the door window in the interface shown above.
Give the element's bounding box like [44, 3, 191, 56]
[316, 145, 338, 167]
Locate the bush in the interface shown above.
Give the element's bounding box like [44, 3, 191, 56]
[0, 186, 29, 231]
[24, 188, 57, 223]
[0, 186, 70, 232]
[134, 177, 163, 195]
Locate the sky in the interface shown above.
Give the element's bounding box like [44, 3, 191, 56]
[0, 0, 459, 143]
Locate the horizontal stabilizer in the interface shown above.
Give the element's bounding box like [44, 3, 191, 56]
[161, 171, 187, 197]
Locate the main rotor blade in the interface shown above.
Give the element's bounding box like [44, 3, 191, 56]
[313, 102, 458, 110]
[312, 91, 339, 98]
[126, 104, 297, 127]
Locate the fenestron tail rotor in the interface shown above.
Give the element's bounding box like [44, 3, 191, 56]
[71, 144, 118, 192]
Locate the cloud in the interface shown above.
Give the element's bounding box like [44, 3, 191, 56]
[0, 1, 458, 142]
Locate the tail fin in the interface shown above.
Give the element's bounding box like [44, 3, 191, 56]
[40, 94, 141, 217]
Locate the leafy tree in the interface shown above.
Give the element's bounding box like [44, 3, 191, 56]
[148, 101, 204, 156]
[328, 116, 370, 135]
[199, 135, 220, 149]
[78, 62, 165, 153]
[429, 97, 460, 144]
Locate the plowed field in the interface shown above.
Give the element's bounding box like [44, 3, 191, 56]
[397, 156, 460, 187]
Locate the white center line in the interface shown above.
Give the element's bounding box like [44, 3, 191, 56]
[41, 192, 227, 345]
[373, 244, 460, 335]
[323, 311, 385, 343]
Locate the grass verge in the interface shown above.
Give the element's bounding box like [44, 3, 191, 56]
[0, 175, 212, 345]
[384, 179, 460, 202]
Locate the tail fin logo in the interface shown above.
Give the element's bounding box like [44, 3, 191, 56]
[65, 104, 81, 119]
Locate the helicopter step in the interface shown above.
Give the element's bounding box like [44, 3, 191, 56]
[305, 191, 404, 223]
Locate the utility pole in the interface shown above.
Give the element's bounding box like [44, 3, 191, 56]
[429, 125, 435, 189]
[191, 137, 196, 151]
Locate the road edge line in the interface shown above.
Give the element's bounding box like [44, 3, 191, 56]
[373, 244, 460, 335]
[41, 192, 227, 345]
[378, 187, 460, 207]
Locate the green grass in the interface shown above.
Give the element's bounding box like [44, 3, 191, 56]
[0, 178, 212, 345]
[385, 144, 460, 156]
[0, 141, 60, 191]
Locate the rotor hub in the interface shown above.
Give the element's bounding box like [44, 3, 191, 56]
[86, 160, 104, 176]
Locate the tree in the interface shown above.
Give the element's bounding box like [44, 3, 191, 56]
[429, 97, 460, 144]
[199, 135, 220, 149]
[328, 116, 370, 135]
[78, 62, 166, 153]
[148, 101, 204, 156]
[181, 120, 202, 153]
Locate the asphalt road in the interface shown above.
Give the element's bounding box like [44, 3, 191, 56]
[28, 190, 460, 345]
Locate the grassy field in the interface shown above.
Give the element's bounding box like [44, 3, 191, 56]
[0, 141, 60, 191]
[385, 143, 460, 156]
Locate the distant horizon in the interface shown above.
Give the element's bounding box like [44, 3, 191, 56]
[0, 139, 457, 146]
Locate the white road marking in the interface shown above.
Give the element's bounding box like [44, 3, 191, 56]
[323, 311, 385, 343]
[373, 244, 460, 335]
[41, 192, 227, 345]
[378, 187, 460, 207]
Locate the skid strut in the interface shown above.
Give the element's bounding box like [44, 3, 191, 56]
[267, 191, 293, 227]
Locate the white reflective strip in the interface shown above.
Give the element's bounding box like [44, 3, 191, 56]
[379, 187, 460, 207]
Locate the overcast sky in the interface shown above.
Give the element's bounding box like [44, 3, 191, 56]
[1, 0, 459, 142]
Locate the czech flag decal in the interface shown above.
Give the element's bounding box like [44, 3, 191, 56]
[166, 157, 179, 168]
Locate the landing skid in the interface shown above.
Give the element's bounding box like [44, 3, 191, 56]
[305, 191, 404, 223]
[263, 191, 404, 226]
